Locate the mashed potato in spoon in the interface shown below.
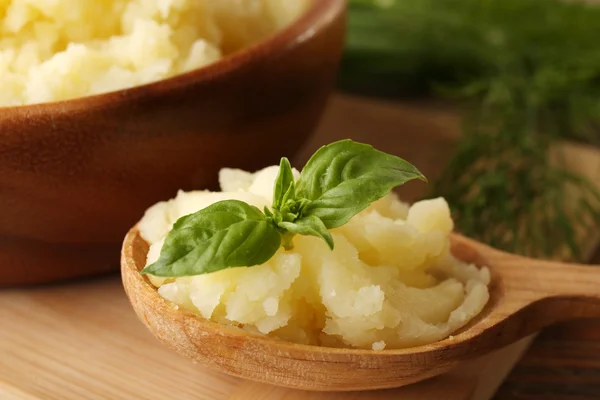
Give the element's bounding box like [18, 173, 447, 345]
[139, 165, 490, 351]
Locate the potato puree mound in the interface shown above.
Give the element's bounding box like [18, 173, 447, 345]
[139, 166, 491, 350]
[0, 0, 309, 106]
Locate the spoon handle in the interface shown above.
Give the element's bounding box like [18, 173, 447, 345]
[523, 258, 600, 299]
[486, 249, 600, 322]
[515, 257, 600, 321]
[451, 234, 600, 321]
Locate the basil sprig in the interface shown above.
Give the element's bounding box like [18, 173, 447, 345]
[142, 139, 426, 277]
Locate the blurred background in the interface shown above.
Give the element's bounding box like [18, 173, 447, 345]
[302, 0, 600, 263]
[1, 0, 599, 399]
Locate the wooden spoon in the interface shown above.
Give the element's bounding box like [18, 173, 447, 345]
[121, 226, 600, 392]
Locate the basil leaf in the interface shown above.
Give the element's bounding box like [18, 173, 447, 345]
[140, 139, 428, 278]
[278, 215, 334, 250]
[272, 157, 296, 211]
[142, 200, 281, 277]
[296, 139, 426, 229]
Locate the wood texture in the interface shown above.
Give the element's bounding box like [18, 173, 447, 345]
[0, 0, 345, 286]
[1, 95, 598, 399]
[0, 277, 240, 400]
[496, 319, 600, 399]
[0, 272, 533, 400]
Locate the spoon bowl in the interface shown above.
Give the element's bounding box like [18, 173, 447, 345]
[121, 226, 600, 391]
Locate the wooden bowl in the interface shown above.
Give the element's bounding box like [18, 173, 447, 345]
[0, 0, 346, 286]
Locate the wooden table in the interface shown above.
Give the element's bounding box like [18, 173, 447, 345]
[496, 320, 600, 399]
[1, 94, 598, 399]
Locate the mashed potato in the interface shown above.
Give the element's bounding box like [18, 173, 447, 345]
[0, 0, 310, 106]
[139, 166, 490, 350]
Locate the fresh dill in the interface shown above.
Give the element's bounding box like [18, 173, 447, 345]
[341, 0, 600, 261]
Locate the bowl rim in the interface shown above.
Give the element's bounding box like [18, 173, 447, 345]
[121, 224, 496, 358]
[1, 0, 345, 113]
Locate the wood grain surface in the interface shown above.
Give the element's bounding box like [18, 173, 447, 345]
[496, 320, 600, 399]
[0, 94, 598, 399]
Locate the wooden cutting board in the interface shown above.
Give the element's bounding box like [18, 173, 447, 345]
[1, 95, 598, 400]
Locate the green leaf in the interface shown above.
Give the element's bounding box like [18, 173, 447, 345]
[141, 140, 428, 277]
[278, 215, 335, 250]
[263, 206, 274, 218]
[142, 200, 281, 277]
[295, 139, 426, 229]
[273, 157, 296, 211]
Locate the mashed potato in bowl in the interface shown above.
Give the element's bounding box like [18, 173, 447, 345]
[139, 165, 491, 351]
[0, 0, 310, 106]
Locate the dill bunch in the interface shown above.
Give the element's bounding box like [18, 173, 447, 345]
[341, 0, 600, 261]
